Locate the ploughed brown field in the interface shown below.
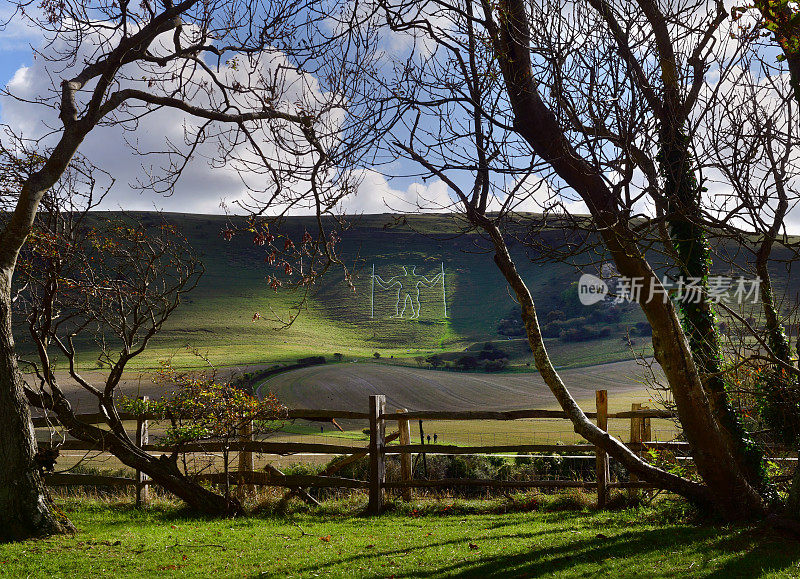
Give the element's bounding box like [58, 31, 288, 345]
[258, 360, 663, 414]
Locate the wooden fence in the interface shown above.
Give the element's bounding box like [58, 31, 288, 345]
[34, 390, 688, 512]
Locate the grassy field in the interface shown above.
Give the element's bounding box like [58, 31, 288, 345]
[252, 359, 676, 448]
[257, 360, 661, 412]
[2, 498, 799, 578]
[42, 357, 675, 475]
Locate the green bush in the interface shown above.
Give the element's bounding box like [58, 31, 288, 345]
[483, 358, 509, 372]
[455, 355, 479, 370]
[478, 343, 508, 361]
[297, 356, 326, 366]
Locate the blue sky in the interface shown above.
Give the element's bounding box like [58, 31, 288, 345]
[0, 6, 455, 215]
[0, 48, 28, 83]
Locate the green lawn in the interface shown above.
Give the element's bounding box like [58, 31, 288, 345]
[2, 498, 799, 577]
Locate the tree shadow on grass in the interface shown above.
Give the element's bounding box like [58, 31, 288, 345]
[401, 525, 800, 578]
[276, 518, 610, 577]
[702, 528, 800, 578]
[277, 522, 800, 579]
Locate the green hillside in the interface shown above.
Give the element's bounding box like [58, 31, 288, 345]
[24, 211, 796, 371]
[136, 213, 647, 369]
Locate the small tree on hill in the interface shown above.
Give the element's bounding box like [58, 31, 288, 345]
[455, 355, 479, 371]
[425, 354, 445, 369]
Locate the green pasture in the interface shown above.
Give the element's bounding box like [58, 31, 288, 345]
[1, 498, 799, 577]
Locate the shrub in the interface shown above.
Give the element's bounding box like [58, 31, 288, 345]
[297, 356, 326, 366]
[333, 353, 343, 362]
[373, 352, 381, 359]
[515, 452, 534, 466]
[497, 316, 525, 337]
[565, 316, 588, 329]
[559, 327, 597, 342]
[310, 453, 604, 500]
[484, 358, 509, 372]
[478, 343, 509, 361]
[455, 355, 479, 371]
[498, 323, 524, 337]
[588, 308, 621, 324]
[426, 354, 445, 368]
[541, 321, 563, 338]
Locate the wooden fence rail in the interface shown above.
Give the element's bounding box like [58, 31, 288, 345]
[30, 406, 673, 428]
[35, 391, 776, 513]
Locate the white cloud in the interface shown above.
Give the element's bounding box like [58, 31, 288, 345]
[0, 22, 347, 215]
[339, 170, 455, 214]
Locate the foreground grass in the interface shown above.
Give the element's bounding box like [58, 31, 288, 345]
[2, 497, 799, 578]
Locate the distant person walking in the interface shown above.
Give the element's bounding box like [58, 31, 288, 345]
[433, 433, 438, 444]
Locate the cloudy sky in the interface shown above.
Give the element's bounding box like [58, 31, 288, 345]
[0, 5, 794, 231]
[0, 9, 465, 216]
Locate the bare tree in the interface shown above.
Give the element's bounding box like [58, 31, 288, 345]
[369, 0, 800, 518]
[700, 27, 800, 515]
[13, 171, 272, 515]
[0, 0, 379, 539]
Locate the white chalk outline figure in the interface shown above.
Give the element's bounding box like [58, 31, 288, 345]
[372, 265, 444, 319]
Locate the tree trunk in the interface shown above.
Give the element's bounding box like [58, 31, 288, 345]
[485, 0, 766, 518]
[0, 270, 73, 541]
[661, 134, 766, 494]
[41, 394, 242, 516]
[482, 222, 713, 508]
[756, 249, 800, 516]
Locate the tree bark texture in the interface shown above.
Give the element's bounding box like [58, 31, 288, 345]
[0, 270, 73, 541]
[486, 0, 766, 518]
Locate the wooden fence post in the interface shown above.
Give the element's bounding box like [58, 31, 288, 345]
[397, 409, 412, 502]
[418, 420, 428, 479]
[642, 408, 652, 497]
[629, 403, 643, 496]
[368, 395, 386, 515]
[135, 396, 149, 507]
[595, 390, 609, 508]
[237, 418, 255, 499]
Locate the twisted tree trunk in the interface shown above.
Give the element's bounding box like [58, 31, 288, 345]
[0, 270, 73, 541]
[32, 391, 243, 517]
[482, 222, 714, 508]
[661, 133, 766, 494]
[484, 0, 767, 519]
